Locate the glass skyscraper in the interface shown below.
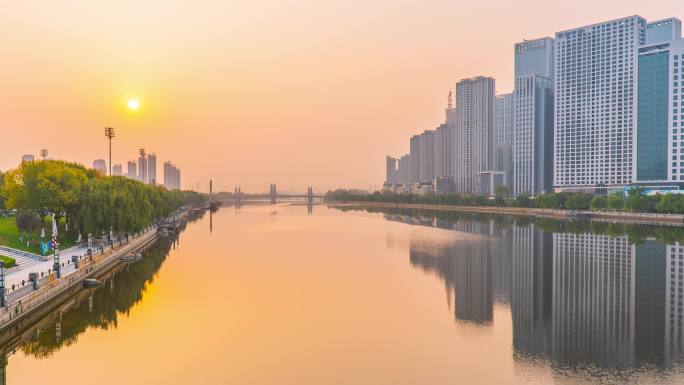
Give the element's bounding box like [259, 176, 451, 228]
[637, 46, 670, 181]
[635, 19, 684, 186]
[513, 37, 554, 195]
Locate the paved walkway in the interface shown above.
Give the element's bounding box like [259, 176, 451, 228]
[4, 245, 91, 291]
[3, 253, 42, 271]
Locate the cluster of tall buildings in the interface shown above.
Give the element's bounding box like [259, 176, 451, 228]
[20, 147, 182, 191]
[94, 150, 180, 190]
[386, 15, 684, 196]
[111, 151, 179, 190]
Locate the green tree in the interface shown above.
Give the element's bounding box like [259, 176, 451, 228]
[16, 211, 42, 234]
[606, 193, 624, 211]
[494, 185, 508, 206]
[591, 195, 607, 211]
[516, 192, 531, 208]
[654, 193, 684, 214]
[0, 171, 5, 210]
[565, 193, 592, 210]
[625, 187, 649, 212]
[535, 192, 568, 209]
[1, 160, 192, 236]
[1, 160, 88, 221]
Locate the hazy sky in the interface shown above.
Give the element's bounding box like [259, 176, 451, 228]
[1, 1, 682, 193]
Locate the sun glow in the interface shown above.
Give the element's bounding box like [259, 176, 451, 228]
[128, 99, 140, 110]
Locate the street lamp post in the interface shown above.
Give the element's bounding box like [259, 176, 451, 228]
[104, 127, 115, 176]
[0, 261, 5, 307]
[87, 233, 93, 256]
[53, 245, 61, 278]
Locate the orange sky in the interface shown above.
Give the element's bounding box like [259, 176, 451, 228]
[1, 1, 682, 193]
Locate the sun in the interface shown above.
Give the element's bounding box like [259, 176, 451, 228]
[127, 99, 140, 110]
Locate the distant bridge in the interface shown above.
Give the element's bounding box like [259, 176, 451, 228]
[228, 184, 324, 205]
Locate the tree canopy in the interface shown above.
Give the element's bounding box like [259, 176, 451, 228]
[325, 189, 684, 214]
[1, 160, 205, 234]
[0, 171, 5, 210]
[1, 160, 91, 216]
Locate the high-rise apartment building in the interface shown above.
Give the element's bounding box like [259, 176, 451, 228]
[148, 153, 157, 185]
[127, 160, 137, 180]
[434, 124, 450, 178]
[410, 135, 421, 183]
[138, 154, 147, 183]
[445, 92, 457, 183]
[554, 16, 646, 192]
[495, 93, 515, 147]
[514, 75, 554, 195]
[452, 77, 495, 193]
[645, 18, 682, 45]
[112, 164, 123, 176]
[21, 154, 34, 162]
[164, 161, 181, 190]
[399, 154, 411, 184]
[385, 156, 399, 184]
[495, 93, 514, 188]
[93, 159, 106, 175]
[418, 130, 435, 183]
[515, 37, 555, 81]
[512, 37, 554, 196]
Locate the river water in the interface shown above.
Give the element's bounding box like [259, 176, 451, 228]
[5, 204, 684, 384]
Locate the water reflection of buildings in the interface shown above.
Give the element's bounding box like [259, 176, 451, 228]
[391, 212, 684, 372]
[662, 242, 684, 366]
[400, 214, 496, 325]
[511, 224, 552, 358]
[453, 240, 492, 324]
[552, 233, 635, 368]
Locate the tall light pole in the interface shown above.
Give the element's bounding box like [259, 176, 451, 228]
[40, 149, 48, 160]
[105, 127, 115, 176]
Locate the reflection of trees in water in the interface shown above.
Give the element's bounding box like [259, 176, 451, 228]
[337, 205, 684, 245]
[19, 237, 174, 358]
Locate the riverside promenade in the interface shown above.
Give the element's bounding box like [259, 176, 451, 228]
[0, 224, 161, 333]
[329, 202, 684, 227]
[3, 245, 89, 290]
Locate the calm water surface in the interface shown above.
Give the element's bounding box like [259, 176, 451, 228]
[5, 204, 684, 384]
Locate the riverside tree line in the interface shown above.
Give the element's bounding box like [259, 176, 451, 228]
[0, 160, 205, 237]
[326, 187, 684, 214]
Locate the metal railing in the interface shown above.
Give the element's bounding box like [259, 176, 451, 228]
[0, 246, 47, 262]
[0, 226, 160, 329]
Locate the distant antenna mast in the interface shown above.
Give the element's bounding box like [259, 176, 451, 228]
[445, 91, 454, 124]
